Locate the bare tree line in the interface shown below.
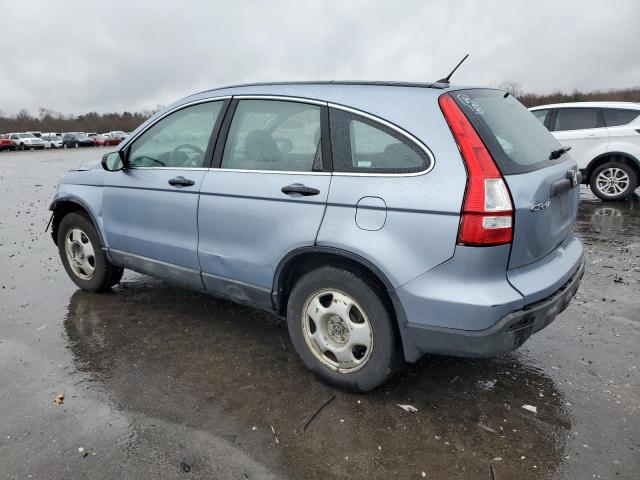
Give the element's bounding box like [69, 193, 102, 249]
[1, 85, 639, 134]
[499, 82, 640, 107]
[0, 107, 160, 134]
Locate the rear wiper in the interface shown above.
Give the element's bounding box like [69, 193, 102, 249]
[549, 146, 572, 160]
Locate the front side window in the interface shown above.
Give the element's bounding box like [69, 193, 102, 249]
[553, 108, 600, 131]
[330, 108, 428, 174]
[602, 108, 640, 127]
[128, 101, 223, 168]
[221, 100, 322, 172]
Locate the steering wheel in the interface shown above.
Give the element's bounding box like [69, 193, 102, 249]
[172, 144, 205, 168]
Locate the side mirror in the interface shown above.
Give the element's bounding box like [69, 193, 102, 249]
[101, 151, 126, 171]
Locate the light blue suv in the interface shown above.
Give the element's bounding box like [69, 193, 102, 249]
[50, 82, 585, 391]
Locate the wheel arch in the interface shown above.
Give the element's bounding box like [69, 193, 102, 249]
[50, 197, 105, 247]
[272, 246, 422, 362]
[585, 151, 640, 180]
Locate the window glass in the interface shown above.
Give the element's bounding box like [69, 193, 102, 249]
[222, 100, 321, 172]
[531, 109, 548, 125]
[553, 108, 599, 131]
[330, 109, 428, 173]
[452, 90, 562, 174]
[128, 101, 223, 168]
[602, 108, 640, 127]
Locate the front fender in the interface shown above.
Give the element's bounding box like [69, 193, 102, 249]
[49, 185, 106, 247]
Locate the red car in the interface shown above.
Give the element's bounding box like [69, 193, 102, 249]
[92, 135, 120, 147]
[0, 135, 16, 151]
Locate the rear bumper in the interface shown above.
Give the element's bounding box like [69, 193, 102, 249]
[404, 259, 584, 358]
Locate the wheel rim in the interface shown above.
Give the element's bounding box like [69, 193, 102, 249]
[64, 228, 96, 280]
[596, 167, 630, 197]
[301, 289, 373, 373]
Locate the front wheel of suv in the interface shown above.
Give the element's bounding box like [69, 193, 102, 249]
[286, 266, 399, 392]
[590, 161, 638, 201]
[57, 212, 123, 292]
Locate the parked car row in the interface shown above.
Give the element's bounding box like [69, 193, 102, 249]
[0, 131, 130, 151]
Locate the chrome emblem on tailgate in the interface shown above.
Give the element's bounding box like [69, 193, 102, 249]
[530, 201, 551, 212]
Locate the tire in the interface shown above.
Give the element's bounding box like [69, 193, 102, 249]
[57, 212, 123, 292]
[590, 161, 638, 201]
[18, 143, 24, 151]
[287, 266, 399, 392]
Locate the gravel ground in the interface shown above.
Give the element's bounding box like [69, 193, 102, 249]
[0, 148, 638, 479]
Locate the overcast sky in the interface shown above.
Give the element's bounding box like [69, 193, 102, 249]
[1, 0, 638, 115]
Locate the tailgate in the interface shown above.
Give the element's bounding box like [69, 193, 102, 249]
[451, 89, 580, 269]
[504, 159, 579, 268]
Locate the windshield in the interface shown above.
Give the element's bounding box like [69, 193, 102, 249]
[451, 89, 563, 175]
[19, 133, 36, 139]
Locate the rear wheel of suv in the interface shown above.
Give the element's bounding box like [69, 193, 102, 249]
[286, 266, 399, 392]
[590, 161, 638, 201]
[57, 212, 123, 292]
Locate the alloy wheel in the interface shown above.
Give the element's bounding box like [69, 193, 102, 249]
[596, 167, 630, 197]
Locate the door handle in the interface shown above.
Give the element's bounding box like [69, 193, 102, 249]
[281, 184, 320, 196]
[168, 176, 195, 187]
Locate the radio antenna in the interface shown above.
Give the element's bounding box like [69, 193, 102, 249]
[436, 54, 469, 84]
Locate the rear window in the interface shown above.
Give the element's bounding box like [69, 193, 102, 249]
[602, 108, 640, 127]
[451, 89, 562, 175]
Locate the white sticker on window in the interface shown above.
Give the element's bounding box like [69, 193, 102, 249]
[357, 160, 372, 168]
[457, 94, 484, 115]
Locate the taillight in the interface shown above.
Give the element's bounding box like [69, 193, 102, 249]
[438, 94, 513, 246]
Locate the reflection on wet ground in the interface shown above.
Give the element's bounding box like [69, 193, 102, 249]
[65, 281, 570, 479]
[1, 152, 639, 479]
[576, 186, 640, 242]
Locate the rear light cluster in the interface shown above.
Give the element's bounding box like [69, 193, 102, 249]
[438, 94, 514, 246]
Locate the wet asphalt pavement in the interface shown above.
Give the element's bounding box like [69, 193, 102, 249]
[0, 149, 638, 479]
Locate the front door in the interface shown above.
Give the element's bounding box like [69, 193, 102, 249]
[102, 100, 227, 289]
[198, 98, 330, 306]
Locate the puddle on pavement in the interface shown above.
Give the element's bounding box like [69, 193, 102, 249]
[64, 279, 571, 479]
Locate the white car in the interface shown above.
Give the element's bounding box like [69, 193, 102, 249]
[530, 102, 640, 200]
[8, 132, 45, 150]
[42, 134, 63, 149]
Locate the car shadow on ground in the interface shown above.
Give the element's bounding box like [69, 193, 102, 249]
[64, 279, 570, 479]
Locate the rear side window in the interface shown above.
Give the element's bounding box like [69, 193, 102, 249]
[602, 108, 640, 127]
[553, 108, 600, 131]
[221, 100, 322, 172]
[329, 108, 429, 174]
[451, 89, 561, 175]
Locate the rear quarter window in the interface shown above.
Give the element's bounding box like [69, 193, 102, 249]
[329, 108, 431, 174]
[451, 89, 562, 175]
[602, 108, 640, 127]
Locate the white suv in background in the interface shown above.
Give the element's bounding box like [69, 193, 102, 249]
[530, 102, 640, 200]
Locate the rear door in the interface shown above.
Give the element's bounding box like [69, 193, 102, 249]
[197, 98, 330, 306]
[603, 107, 640, 151]
[550, 107, 609, 169]
[451, 89, 580, 269]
